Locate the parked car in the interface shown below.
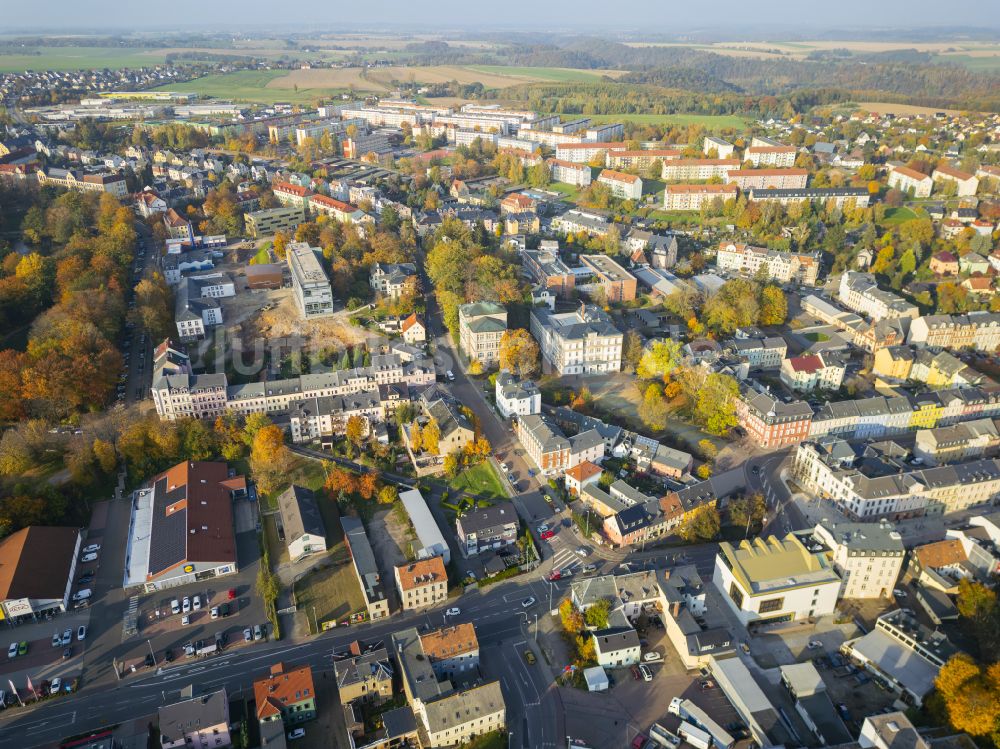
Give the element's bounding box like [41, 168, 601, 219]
[184, 643, 195, 657]
[51, 633, 61, 648]
[536, 524, 550, 533]
[72, 589, 91, 602]
[6, 643, 16, 659]
[643, 652, 663, 662]
[192, 595, 202, 611]
[77, 573, 93, 586]
[171, 599, 180, 614]
[181, 615, 190, 626]
[243, 627, 253, 643]
[640, 665, 653, 682]
[253, 625, 263, 641]
[50, 678, 62, 694]
[62, 647, 72, 659]
[548, 570, 562, 581]
[182, 597, 191, 613]
[808, 640, 823, 650]
[499, 463, 509, 472]
[581, 564, 597, 574]
[540, 530, 555, 540]
[82, 544, 101, 554]
[210, 606, 220, 619]
[575, 547, 589, 557]
[61, 629, 72, 646]
[523, 650, 536, 665]
[287, 728, 305, 740]
[227, 588, 237, 600]
[893, 588, 907, 598]
[17, 642, 27, 656]
[445, 608, 461, 617]
[631, 665, 641, 681]
[80, 552, 97, 564]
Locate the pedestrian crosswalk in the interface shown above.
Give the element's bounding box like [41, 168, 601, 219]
[550, 546, 581, 573]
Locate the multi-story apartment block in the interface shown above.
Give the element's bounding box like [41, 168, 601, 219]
[342, 132, 391, 159]
[272, 181, 312, 210]
[888, 165, 933, 198]
[932, 165, 979, 196]
[158, 688, 231, 749]
[606, 149, 681, 170]
[395, 556, 448, 611]
[334, 643, 394, 706]
[726, 335, 787, 370]
[661, 158, 741, 181]
[308, 194, 373, 229]
[596, 169, 643, 200]
[713, 534, 841, 627]
[579, 254, 638, 302]
[907, 312, 1000, 352]
[522, 247, 576, 297]
[529, 304, 623, 376]
[547, 158, 592, 187]
[36, 167, 127, 197]
[715, 242, 819, 285]
[554, 142, 624, 163]
[913, 418, 1000, 466]
[174, 278, 223, 341]
[341, 517, 389, 620]
[287, 242, 334, 319]
[745, 145, 797, 167]
[458, 302, 507, 366]
[747, 187, 871, 208]
[495, 370, 541, 419]
[340, 107, 423, 129]
[244, 205, 305, 238]
[807, 520, 905, 599]
[584, 123, 625, 141]
[420, 623, 480, 682]
[725, 168, 809, 190]
[838, 272, 919, 322]
[793, 437, 1000, 518]
[780, 353, 846, 392]
[254, 663, 317, 726]
[703, 136, 735, 159]
[663, 183, 738, 210]
[288, 388, 383, 446]
[163, 208, 195, 244]
[455, 503, 519, 557]
[516, 413, 604, 476]
[550, 209, 612, 236]
[734, 389, 813, 449]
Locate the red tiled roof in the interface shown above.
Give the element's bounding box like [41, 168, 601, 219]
[788, 354, 824, 374]
[665, 184, 738, 194]
[566, 460, 603, 483]
[273, 181, 310, 197]
[309, 193, 355, 212]
[420, 623, 478, 660]
[892, 165, 931, 181]
[934, 165, 975, 181]
[914, 539, 966, 569]
[599, 169, 640, 184]
[254, 663, 315, 720]
[727, 168, 808, 176]
[395, 556, 446, 591]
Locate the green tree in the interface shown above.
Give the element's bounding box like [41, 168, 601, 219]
[637, 339, 682, 380]
[729, 493, 767, 535]
[758, 285, 788, 326]
[694, 373, 739, 435]
[584, 599, 610, 629]
[638, 382, 669, 431]
[679, 505, 721, 542]
[422, 419, 440, 455]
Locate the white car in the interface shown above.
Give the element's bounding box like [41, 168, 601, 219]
[521, 597, 536, 608]
[77, 626, 86, 641]
[82, 544, 101, 554]
[210, 606, 220, 619]
[49, 677, 62, 694]
[808, 640, 824, 650]
[893, 588, 908, 598]
[445, 607, 461, 617]
[182, 597, 191, 613]
[643, 652, 663, 662]
[499, 463, 509, 472]
[192, 595, 202, 611]
[171, 599, 180, 614]
[536, 524, 550, 534]
[639, 664, 653, 682]
[52, 633, 62, 648]
[7, 643, 16, 658]
[80, 552, 98, 563]
[181, 615, 190, 626]
[287, 728, 305, 740]
[72, 589, 92, 602]
[61, 629, 72, 646]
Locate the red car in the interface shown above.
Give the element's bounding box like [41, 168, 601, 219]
[227, 588, 237, 600]
[540, 530, 555, 540]
[548, 570, 562, 581]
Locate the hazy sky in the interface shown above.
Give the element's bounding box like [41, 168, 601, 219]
[9, 0, 1000, 32]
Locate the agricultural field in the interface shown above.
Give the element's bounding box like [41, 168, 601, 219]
[0, 46, 169, 72]
[578, 112, 751, 131]
[153, 71, 331, 104]
[463, 65, 625, 82]
[853, 102, 966, 116]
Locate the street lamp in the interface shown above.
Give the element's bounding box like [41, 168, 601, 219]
[147, 639, 157, 667]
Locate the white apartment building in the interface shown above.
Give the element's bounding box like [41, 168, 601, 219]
[792, 438, 1000, 518]
[585, 123, 624, 142]
[838, 272, 919, 322]
[287, 242, 334, 319]
[716, 242, 819, 285]
[745, 145, 797, 167]
[809, 520, 905, 599]
[780, 353, 846, 392]
[726, 168, 809, 190]
[661, 159, 740, 181]
[907, 312, 1000, 353]
[529, 304, 623, 376]
[606, 149, 681, 170]
[712, 535, 841, 628]
[663, 184, 737, 210]
[495, 370, 541, 419]
[340, 107, 422, 129]
[597, 169, 643, 200]
[547, 158, 592, 187]
[932, 165, 979, 196]
[453, 129, 499, 147]
[703, 136, 735, 159]
[458, 302, 507, 366]
[888, 165, 933, 198]
[555, 142, 624, 163]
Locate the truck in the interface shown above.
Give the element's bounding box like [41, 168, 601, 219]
[648, 722, 682, 748]
[677, 721, 712, 749]
[668, 698, 735, 749]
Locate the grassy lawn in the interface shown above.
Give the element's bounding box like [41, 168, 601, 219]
[458, 731, 506, 749]
[262, 514, 289, 566]
[465, 65, 609, 83]
[293, 517, 367, 633]
[574, 113, 751, 131]
[803, 331, 831, 343]
[448, 461, 508, 500]
[153, 71, 336, 104]
[883, 206, 919, 225]
[250, 246, 271, 264]
[548, 182, 583, 201]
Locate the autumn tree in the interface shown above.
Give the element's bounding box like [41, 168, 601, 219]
[639, 382, 669, 431]
[559, 599, 584, 634]
[324, 465, 358, 498]
[377, 485, 399, 505]
[443, 452, 461, 478]
[584, 599, 610, 629]
[694, 373, 739, 435]
[637, 339, 682, 380]
[345, 416, 367, 449]
[249, 424, 291, 496]
[357, 472, 378, 501]
[422, 419, 441, 455]
[621, 330, 643, 373]
[729, 493, 767, 535]
[408, 422, 423, 452]
[758, 285, 788, 326]
[131, 273, 174, 339]
[498, 329, 540, 378]
[678, 505, 721, 542]
[935, 654, 1000, 738]
[0, 349, 27, 421]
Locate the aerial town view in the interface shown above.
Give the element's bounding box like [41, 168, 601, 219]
[3, 2, 1000, 748]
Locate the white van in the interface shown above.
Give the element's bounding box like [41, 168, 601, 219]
[71, 589, 92, 602]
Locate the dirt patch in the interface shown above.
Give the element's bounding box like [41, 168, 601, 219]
[364, 506, 411, 611]
[247, 289, 378, 353]
[267, 68, 391, 92]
